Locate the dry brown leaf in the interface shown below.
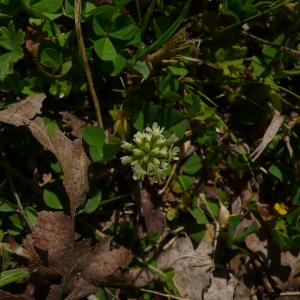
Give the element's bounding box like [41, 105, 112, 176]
[0, 94, 46, 125]
[244, 229, 300, 293]
[24, 211, 74, 276]
[0, 95, 90, 218]
[203, 274, 237, 300]
[269, 250, 300, 291]
[157, 236, 213, 300]
[245, 232, 268, 258]
[0, 290, 34, 300]
[63, 278, 97, 300]
[59, 111, 86, 138]
[229, 254, 253, 300]
[250, 112, 284, 161]
[22, 212, 136, 300]
[28, 118, 90, 217]
[76, 237, 133, 286]
[140, 189, 166, 234]
[47, 238, 134, 300]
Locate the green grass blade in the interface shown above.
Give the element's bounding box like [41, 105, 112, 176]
[144, 0, 191, 55]
[0, 268, 29, 287]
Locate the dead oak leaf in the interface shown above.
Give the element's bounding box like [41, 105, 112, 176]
[49, 238, 133, 300]
[24, 211, 74, 277]
[203, 274, 237, 300]
[157, 236, 213, 300]
[24, 212, 134, 300]
[75, 237, 133, 286]
[0, 95, 90, 218]
[140, 189, 166, 234]
[0, 94, 45, 125]
[59, 111, 86, 138]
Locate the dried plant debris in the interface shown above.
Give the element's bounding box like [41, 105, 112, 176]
[24, 211, 74, 277]
[140, 188, 167, 234]
[203, 275, 237, 300]
[0, 290, 34, 300]
[59, 111, 86, 138]
[21, 211, 135, 300]
[0, 93, 46, 125]
[157, 236, 213, 300]
[250, 112, 285, 161]
[0, 94, 90, 219]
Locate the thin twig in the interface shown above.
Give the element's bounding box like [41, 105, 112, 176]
[158, 163, 177, 194]
[139, 288, 188, 300]
[7, 174, 33, 231]
[74, 0, 104, 128]
[279, 291, 300, 296]
[242, 30, 300, 57]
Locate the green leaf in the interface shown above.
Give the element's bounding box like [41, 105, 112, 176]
[183, 154, 202, 175]
[43, 117, 58, 139]
[0, 21, 24, 51]
[133, 110, 144, 130]
[83, 191, 102, 214]
[26, 0, 62, 14]
[144, 0, 191, 55]
[40, 48, 63, 70]
[166, 208, 178, 221]
[51, 161, 62, 173]
[207, 199, 220, 218]
[269, 164, 283, 182]
[271, 227, 290, 250]
[94, 37, 118, 61]
[251, 56, 267, 78]
[110, 15, 137, 40]
[0, 22, 24, 81]
[25, 207, 37, 226]
[293, 187, 300, 205]
[60, 60, 72, 75]
[172, 175, 195, 193]
[103, 143, 121, 159]
[188, 207, 209, 224]
[43, 189, 63, 209]
[166, 119, 188, 140]
[0, 268, 29, 288]
[49, 80, 72, 98]
[287, 208, 300, 226]
[0, 197, 16, 212]
[8, 214, 24, 235]
[111, 54, 126, 76]
[0, 50, 23, 80]
[132, 61, 151, 79]
[227, 214, 242, 247]
[93, 6, 119, 36]
[83, 125, 105, 162]
[234, 221, 259, 243]
[168, 65, 188, 76]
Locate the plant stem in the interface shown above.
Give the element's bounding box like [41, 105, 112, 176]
[74, 0, 104, 129]
[139, 288, 185, 300]
[1, 151, 33, 231]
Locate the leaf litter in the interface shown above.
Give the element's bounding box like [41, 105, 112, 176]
[0, 94, 90, 220]
[1, 94, 300, 299]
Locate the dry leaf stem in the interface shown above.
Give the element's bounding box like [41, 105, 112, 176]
[74, 0, 104, 128]
[241, 30, 300, 57]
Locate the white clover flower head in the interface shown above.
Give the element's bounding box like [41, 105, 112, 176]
[121, 122, 179, 182]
